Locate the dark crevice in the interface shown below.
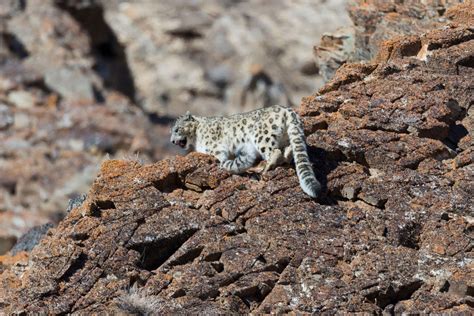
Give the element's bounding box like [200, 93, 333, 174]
[465, 298, 474, 308]
[365, 280, 423, 309]
[89, 203, 102, 217]
[89, 200, 115, 217]
[147, 113, 177, 126]
[18, 0, 26, 11]
[378, 65, 402, 76]
[203, 251, 222, 262]
[130, 228, 199, 271]
[427, 33, 474, 51]
[445, 99, 465, 121]
[1, 180, 17, 195]
[442, 100, 468, 152]
[398, 221, 422, 249]
[166, 29, 203, 40]
[55, 1, 136, 102]
[457, 55, 474, 68]
[443, 123, 468, 153]
[70, 232, 89, 241]
[94, 200, 116, 210]
[234, 279, 277, 310]
[440, 280, 450, 293]
[166, 246, 204, 267]
[1, 33, 29, 60]
[170, 288, 186, 298]
[255, 254, 267, 264]
[198, 288, 220, 300]
[467, 285, 474, 297]
[264, 257, 290, 274]
[218, 272, 244, 287]
[211, 261, 224, 273]
[24, 79, 55, 95]
[60, 253, 88, 282]
[92, 85, 105, 103]
[152, 172, 184, 193]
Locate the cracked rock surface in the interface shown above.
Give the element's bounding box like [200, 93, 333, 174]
[1, 5, 473, 312]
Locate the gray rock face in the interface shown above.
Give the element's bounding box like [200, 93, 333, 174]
[10, 223, 54, 255]
[103, 0, 351, 115]
[44, 67, 95, 102]
[0, 103, 14, 129]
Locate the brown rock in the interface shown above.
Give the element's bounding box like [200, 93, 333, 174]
[314, 27, 356, 82]
[347, 0, 465, 60]
[313, 0, 469, 82]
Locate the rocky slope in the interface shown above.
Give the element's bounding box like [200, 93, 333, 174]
[0, 0, 350, 253]
[1, 3, 472, 313]
[314, 0, 466, 81]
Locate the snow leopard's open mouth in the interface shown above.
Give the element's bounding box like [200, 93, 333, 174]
[177, 138, 187, 148]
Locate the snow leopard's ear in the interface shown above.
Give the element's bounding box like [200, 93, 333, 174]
[185, 111, 195, 121]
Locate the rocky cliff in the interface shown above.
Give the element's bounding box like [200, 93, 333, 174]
[1, 2, 472, 313]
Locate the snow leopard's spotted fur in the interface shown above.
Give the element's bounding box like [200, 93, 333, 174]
[170, 105, 320, 198]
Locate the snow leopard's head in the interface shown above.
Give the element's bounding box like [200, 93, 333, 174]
[170, 111, 197, 150]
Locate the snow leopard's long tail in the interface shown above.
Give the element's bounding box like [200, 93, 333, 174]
[286, 108, 321, 198]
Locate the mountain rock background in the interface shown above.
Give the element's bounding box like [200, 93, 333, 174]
[0, 0, 473, 314]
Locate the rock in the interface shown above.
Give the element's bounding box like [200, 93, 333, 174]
[347, 0, 463, 61]
[5, 0, 105, 102]
[44, 67, 95, 102]
[0, 210, 47, 256]
[0, 0, 25, 18]
[1, 3, 472, 312]
[65, 195, 87, 213]
[0, 103, 13, 130]
[314, 27, 356, 82]
[0, 60, 42, 91]
[7, 90, 36, 108]
[239, 66, 292, 110]
[313, 0, 466, 83]
[0, 236, 16, 256]
[10, 223, 54, 255]
[12, 111, 29, 129]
